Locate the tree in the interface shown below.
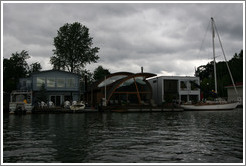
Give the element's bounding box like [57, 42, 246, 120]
[80, 69, 93, 84]
[51, 22, 100, 73]
[29, 62, 42, 73]
[93, 66, 110, 81]
[36, 83, 47, 102]
[3, 50, 30, 92]
[195, 49, 243, 98]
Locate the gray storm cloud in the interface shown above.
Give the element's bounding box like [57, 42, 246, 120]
[2, 2, 243, 76]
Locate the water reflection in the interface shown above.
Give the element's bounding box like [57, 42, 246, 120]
[3, 109, 243, 163]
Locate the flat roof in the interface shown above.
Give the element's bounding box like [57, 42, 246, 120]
[147, 75, 199, 80]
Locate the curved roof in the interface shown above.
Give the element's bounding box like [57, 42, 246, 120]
[106, 73, 156, 102]
[96, 72, 156, 88]
[96, 72, 133, 88]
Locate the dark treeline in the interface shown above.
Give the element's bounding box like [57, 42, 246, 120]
[3, 50, 42, 93]
[195, 50, 243, 99]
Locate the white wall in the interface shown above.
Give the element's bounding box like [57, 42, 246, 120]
[148, 76, 200, 105]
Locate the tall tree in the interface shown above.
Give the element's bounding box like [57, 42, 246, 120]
[29, 62, 42, 73]
[51, 22, 99, 73]
[195, 49, 243, 98]
[93, 65, 110, 81]
[3, 50, 30, 92]
[36, 83, 48, 102]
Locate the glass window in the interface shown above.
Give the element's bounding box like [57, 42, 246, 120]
[37, 77, 45, 88]
[57, 78, 65, 88]
[135, 77, 146, 85]
[119, 78, 134, 87]
[116, 78, 136, 92]
[47, 78, 56, 87]
[135, 77, 150, 91]
[66, 78, 76, 88]
[190, 80, 199, 90]
[180, 81, 187, 90]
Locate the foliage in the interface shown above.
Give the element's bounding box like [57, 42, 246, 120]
[78, 69, 94, 94]
[51, 22, 100, 73]
[36, 83, 48, 102]
[3, 50, 30, 92]
[29, 62, 42, 73]
[3, 50, 43, 93]
[93, 65, 110, 82]
[195, 50, 243, 98]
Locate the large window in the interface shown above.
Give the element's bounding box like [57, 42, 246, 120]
[57, 78, 65, 88]
[190, 80, 199, 90]
[180, 81, 188, 90]
[37, 77, 45, 88]
[66, 78, 76, 88]
[47, 78, 56, 88]
[116, 78, 136, 92]
[135, 77, 149, 91]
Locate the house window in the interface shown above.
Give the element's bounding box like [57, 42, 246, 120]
[47, 78, 56, 88]
[180, 81, 187, 90]
[57, 78, 65, 88]
[66, 78, 76, 88]
[37, 77, 45, 88]
[191, 80, 199, 90]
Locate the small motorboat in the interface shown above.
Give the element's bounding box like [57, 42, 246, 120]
[70, 101, 85, 111]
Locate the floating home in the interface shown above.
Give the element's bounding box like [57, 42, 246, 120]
[147, 76, 200, 105]
[18, 70, 81, 106]
[85, 72, 157, 108]
[11, 70, 200, 113]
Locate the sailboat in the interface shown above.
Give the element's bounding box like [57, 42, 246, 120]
[180, 18, 239, 110]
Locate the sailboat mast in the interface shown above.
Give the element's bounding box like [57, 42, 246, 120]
[213, 18, 239, 96]
[211, 17, 218, 93]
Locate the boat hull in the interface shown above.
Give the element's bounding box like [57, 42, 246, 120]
[180, 102, 239, 110]
[70, 104, 85, 111]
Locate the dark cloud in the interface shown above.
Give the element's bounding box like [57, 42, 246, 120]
[2, 2, 243, 76]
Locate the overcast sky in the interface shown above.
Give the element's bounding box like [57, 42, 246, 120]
[2, 2, 244, 76]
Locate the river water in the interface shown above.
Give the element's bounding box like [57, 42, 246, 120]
[3, 108, 244, 163]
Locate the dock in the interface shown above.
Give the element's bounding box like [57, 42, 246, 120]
[31, 107, 98, 114]
[103, 105, 184, 113]
[10, 105, 184, 114]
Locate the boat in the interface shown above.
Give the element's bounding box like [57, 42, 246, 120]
[70, 101, 85, 111]
[9, 90, 34, 114]
[181, 101, 239, 110]
[180, 18, 239, 110]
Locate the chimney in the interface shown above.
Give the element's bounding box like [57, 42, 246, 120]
[141, 66, 143, 73]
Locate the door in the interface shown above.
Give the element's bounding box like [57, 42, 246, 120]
[56, 96, 61, 106]
[51, 96, 56, 104]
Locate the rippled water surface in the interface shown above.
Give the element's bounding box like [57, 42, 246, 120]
[3, 109, 243, 163]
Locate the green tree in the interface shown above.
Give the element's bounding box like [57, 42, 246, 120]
[80, 69, 93, 84]
[93, 66, 110, 81]
[3, 50, 30, 92]
[29, 62, 42, 73]
[196, 49, 243, 98]
[36, 83, 47, 102]
[51, 22, 100, 73]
